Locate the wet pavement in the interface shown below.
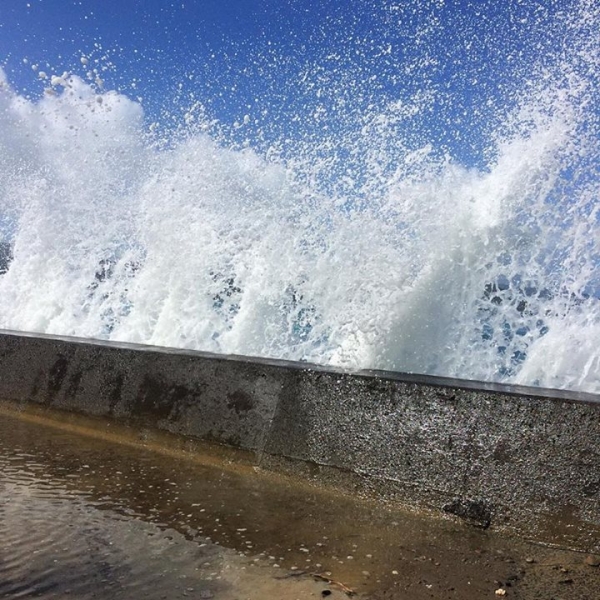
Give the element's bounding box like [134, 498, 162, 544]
[0, 402, 598, 599]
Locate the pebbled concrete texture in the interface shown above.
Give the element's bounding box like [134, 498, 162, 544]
[0, 330, 598, 551]
[264, 370, 600, 551]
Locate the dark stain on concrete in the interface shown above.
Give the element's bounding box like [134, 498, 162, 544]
[30, 371, 43, 400]
[47, 355, 69, 402]
[135, 376, 191, 420]
[443, 497, 493, 529]
[492, 439, 513, 464]
[109, 372, 125, 414]
[436, 391, 457, 403]
[67, 371, 83, 398]
[227, 390, 254, 414]
[364, 377, 390, 395]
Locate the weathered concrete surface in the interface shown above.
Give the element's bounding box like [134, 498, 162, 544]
[0, 330, 598, 551]
[0, 331, 283, 451]
[263, 371, 600, 551]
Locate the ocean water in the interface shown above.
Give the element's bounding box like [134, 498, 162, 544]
[0, 1, 599, 393]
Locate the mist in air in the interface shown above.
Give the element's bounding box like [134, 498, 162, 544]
[0, 0, 599, 392]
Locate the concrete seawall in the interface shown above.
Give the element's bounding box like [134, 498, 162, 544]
[0, 330, 598, 552]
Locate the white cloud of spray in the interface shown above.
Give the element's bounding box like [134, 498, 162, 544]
[0, 1, 599, 396]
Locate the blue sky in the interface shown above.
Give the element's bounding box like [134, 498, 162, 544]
[0, 0, 587, 167]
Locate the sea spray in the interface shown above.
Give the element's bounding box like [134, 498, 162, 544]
[0, 1, 598, 392]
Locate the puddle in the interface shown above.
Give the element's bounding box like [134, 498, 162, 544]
[0, 404, 598, 599]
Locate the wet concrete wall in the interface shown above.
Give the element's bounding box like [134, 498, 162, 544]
[0, 330, 598, 551]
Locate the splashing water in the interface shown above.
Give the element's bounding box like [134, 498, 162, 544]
[0, 1, 599, 393]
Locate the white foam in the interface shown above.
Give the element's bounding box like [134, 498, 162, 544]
[0, 3, 598, 393]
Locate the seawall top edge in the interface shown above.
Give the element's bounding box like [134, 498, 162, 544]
[0, 329, 598, 405]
